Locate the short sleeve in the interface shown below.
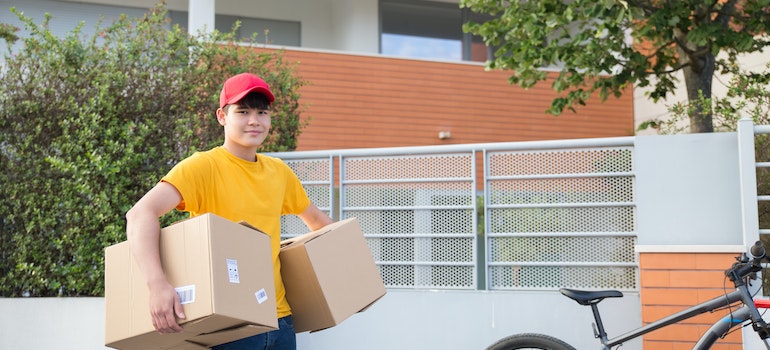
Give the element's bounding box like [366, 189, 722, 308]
[161, 153, 212, 214]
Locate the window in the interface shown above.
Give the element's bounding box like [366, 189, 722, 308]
[169, 12, 301, 47]
[0, 0, 148, 42]
[379, 0, 492, 62]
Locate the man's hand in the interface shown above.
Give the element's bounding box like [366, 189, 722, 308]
[148, 279, 186, 334]
[125, 182, 186, 334]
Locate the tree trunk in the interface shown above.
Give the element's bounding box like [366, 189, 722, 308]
[681, 52, 716, 133]
[683, 54, 714, 133]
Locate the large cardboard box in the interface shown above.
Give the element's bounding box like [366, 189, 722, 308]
[280, 217, 386, 333]
[105, 213, 279, 350]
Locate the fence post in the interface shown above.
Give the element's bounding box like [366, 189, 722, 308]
[737, 118, 763, 350]
[737, 118, 760, 248]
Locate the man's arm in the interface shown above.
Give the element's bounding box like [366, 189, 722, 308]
[125, 181, 186, 334]
[297, 202, 333, 231]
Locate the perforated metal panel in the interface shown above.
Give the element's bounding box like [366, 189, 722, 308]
[342, 153, 477, 289]
[280, 157, 333, 240]
[486, 147, 637, 290]
[273, 141, 638, 292]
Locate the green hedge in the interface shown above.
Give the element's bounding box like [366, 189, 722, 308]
[0, 5, 308, 297]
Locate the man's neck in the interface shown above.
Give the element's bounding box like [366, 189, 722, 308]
[221, 144, 258, 162]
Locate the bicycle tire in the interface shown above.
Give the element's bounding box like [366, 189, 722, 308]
[486, 333, 577, 350]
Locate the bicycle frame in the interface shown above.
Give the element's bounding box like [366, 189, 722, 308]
[599, 286, 770, 349]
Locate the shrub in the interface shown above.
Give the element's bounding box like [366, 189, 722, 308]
[0, 4, 308, 296]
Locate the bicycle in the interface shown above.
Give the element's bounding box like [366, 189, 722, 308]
[486, 241, 770, 350]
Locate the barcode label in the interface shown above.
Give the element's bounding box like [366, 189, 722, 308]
[175, 285, 196, 305]
[226, 258, 240, 284]
[255, 288, 268, 304]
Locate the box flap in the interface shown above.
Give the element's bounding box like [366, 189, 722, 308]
[236, 220, 268, 235]
[357, 292, 387, 313]
[280, 218, 357, 249]
[164, 341, 209, 350]
[280, 242, 335, 332]
[188, 324, 279, 347]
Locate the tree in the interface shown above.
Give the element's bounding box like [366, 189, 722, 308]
[460, 0, 770, 133]
[0, 4, 308, 296]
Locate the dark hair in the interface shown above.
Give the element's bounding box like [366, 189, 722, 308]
[223, 91, 271, 112]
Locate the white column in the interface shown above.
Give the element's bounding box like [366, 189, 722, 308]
[737, 118, 760, 248]
[188, 0, 216, 35]
[737, 117, 764, 350]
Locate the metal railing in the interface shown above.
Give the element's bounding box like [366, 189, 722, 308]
[271, 137, 638, 291]
[749, 123, 770, 238]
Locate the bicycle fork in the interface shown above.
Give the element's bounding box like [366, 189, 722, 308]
[693, 305, 770, 349]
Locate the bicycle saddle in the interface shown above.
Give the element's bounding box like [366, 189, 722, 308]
[560, 288, 623, 306]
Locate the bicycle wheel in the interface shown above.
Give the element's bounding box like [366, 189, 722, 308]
[486, 333, 577, 350]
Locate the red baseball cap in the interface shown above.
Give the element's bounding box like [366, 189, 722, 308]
[219, 73, 276, 108]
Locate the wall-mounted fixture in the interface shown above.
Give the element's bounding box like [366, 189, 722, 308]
[438, 131, 451, 140]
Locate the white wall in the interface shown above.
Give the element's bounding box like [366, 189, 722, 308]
[635, 132, 743, 245]
[0, 290, 641, 350]
[43, 0, 382, 54]
[0, 298, 106, 349]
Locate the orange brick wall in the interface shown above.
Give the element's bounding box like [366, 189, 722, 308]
[266, 48, 635, 151]
[639, 252, 743, 350]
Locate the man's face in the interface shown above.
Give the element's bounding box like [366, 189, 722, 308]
[217, 103, 271, 150]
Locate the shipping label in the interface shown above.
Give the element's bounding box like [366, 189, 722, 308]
[226, 258, 240, 283]
[256, 288, 268, 304]
[175, 285, 196, 305]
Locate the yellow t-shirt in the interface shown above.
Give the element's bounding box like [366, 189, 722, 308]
[162, 146, 310, 317]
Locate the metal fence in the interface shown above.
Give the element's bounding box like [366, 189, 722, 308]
[271, 136, 638, 291]
[752, 124, 770, 238]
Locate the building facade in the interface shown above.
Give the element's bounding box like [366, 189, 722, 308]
[0, 0, 636, 152]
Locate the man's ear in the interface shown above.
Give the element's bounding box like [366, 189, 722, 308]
[216, 108, 226, 126]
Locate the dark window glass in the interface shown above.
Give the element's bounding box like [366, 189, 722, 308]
[169, 11, 301, 46]
[380, 0, 492, 62]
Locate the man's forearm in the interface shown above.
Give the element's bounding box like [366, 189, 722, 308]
[126, 208, 167, 286]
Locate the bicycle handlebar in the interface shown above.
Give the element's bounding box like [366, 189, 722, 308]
[719, 240, 770, 344]
[751, 240, 767, 260]
[726, 240, 767, 285]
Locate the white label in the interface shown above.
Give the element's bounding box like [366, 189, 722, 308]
[226, 258, 240, 283]
[175, 285, 195, 305]
[255, 289, 268, 304]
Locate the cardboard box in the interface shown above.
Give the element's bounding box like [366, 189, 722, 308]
[280, 217, 386, 333]
[105, 213, 279, 350]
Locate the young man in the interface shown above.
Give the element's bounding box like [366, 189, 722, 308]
[125, 73, 333, 350]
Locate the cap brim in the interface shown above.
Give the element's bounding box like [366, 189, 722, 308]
[225, 86, 276, 106]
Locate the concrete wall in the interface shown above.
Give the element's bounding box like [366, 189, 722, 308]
[0, 290, 641, 350]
